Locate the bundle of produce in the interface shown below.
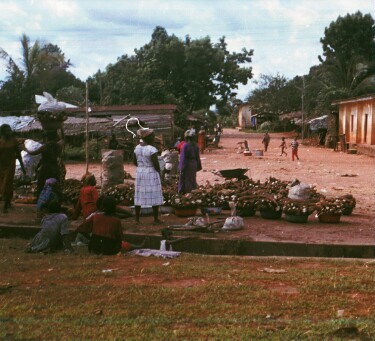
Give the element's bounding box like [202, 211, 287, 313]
[219, 178, 259, 191]
[190, 187, 227, 208]
[102, 183, 134, 205]
[283, 199, 317, 216]
[335, 194, 356, 215]
[254, 194, 283, 212]
[316, 198, 344, 217]
[162, 183, 178, 206]
[170, 192, 202, 209]
[62, 179, 82, 204]
[263, 177, 289, 197]
[234, 194, 258, 210]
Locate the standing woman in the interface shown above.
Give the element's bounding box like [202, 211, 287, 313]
[133, 128, 163, 225]
[25, 130, 63, 200]
[0, 124, 26, 213]
[178, 130, 202, 194]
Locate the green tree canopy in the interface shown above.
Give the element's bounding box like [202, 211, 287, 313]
[90, 26, 253, 114]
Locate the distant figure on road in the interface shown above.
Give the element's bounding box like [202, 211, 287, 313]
[279, 137, 287, 156]
[290, 137, 300, 161]
[197, 126, 206, 154]
[262, 132, 270, 152]
[108, 134, 118, 150]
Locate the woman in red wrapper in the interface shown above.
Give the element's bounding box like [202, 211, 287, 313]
[73, 173, 99, 220]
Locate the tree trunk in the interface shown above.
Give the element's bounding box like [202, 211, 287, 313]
[325, 111, 339, 147]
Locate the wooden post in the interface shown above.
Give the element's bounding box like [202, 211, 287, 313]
[85, 82, 89, 173]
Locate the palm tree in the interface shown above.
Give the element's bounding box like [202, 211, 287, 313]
[0, 34, 73, 109]
[316, 55, 375, 145]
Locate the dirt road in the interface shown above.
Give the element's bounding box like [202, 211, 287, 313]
[64, 129, 375, 245]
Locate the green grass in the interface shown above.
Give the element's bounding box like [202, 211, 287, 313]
[1, 239, 374, 340]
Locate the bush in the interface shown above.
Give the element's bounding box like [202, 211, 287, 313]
[64, 140, 105, 161]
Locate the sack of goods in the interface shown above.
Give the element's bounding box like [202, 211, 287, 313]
[102, 149, 125, 191]
[222, 216, 244, 231]
[37, 92, 66, 112]
[15, 139, 42, 180]
[288, 183, 316, 201]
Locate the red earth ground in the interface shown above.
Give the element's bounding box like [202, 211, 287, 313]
[1, 129, 374, 246]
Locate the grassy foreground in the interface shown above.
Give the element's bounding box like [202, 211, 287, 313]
[1, 238, 374, 340]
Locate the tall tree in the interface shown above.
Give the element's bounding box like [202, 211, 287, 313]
[90, 26, 253, 114]
[319, 11, 375, 63]
[246, 73, 300, 120]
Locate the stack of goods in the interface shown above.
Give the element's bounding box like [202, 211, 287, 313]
[102, 183, 134, 205]
[316, 198, 344, 223]
[37, 92, 67, 130]
[283, 200, 317, 223]
[335, 194, 356, 215]
[62, 179, 82, 204]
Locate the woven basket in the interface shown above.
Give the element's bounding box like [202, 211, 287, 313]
[174, 207, 197, 217]
[260, 209, 282, 220]
[285, 214, 309, 223]
[342, 207, 354, 216]
[237, 207, 256, 217]
[318, 213, 341, 223]
[201, 207, 222, 215]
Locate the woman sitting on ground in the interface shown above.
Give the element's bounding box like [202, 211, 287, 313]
[78, 196, 146, 255]
[36, 178, 60, 218]
[26, 200, 72, 253]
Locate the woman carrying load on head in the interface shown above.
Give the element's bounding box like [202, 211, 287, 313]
[133, 128, 164, 225]
[0, 124, 26, 213]
[25, 130, 64, 200]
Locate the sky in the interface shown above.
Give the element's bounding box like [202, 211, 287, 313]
[0, 0, 373, 100]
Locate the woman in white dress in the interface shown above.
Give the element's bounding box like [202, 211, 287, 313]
[133, 128, 163, 225]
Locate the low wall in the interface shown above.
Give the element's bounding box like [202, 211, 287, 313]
[354, 144, 375, 157]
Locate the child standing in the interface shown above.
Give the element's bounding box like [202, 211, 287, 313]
[279, 137, 287, 156]
[290, 137, 300, 161]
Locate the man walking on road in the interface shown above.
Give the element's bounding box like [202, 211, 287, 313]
[262, 132, 270, 152]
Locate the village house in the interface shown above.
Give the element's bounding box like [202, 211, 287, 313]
[333, 94, 375, 156]
[237, 102, 257, 129]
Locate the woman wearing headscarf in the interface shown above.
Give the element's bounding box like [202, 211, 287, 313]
[26, 200, 72, 253]
[178, 130, 202, 194]
[36, 178, 60, 218]
[133, 128, 163, 225]
[0, 124, 26, 213]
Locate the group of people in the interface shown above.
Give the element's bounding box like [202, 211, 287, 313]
[25, 126, 201, 255]
[262, 132, 300, 161]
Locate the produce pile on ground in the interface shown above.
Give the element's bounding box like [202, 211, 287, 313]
[102, 183, 135, 205]
[60, 176, 356, 219]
